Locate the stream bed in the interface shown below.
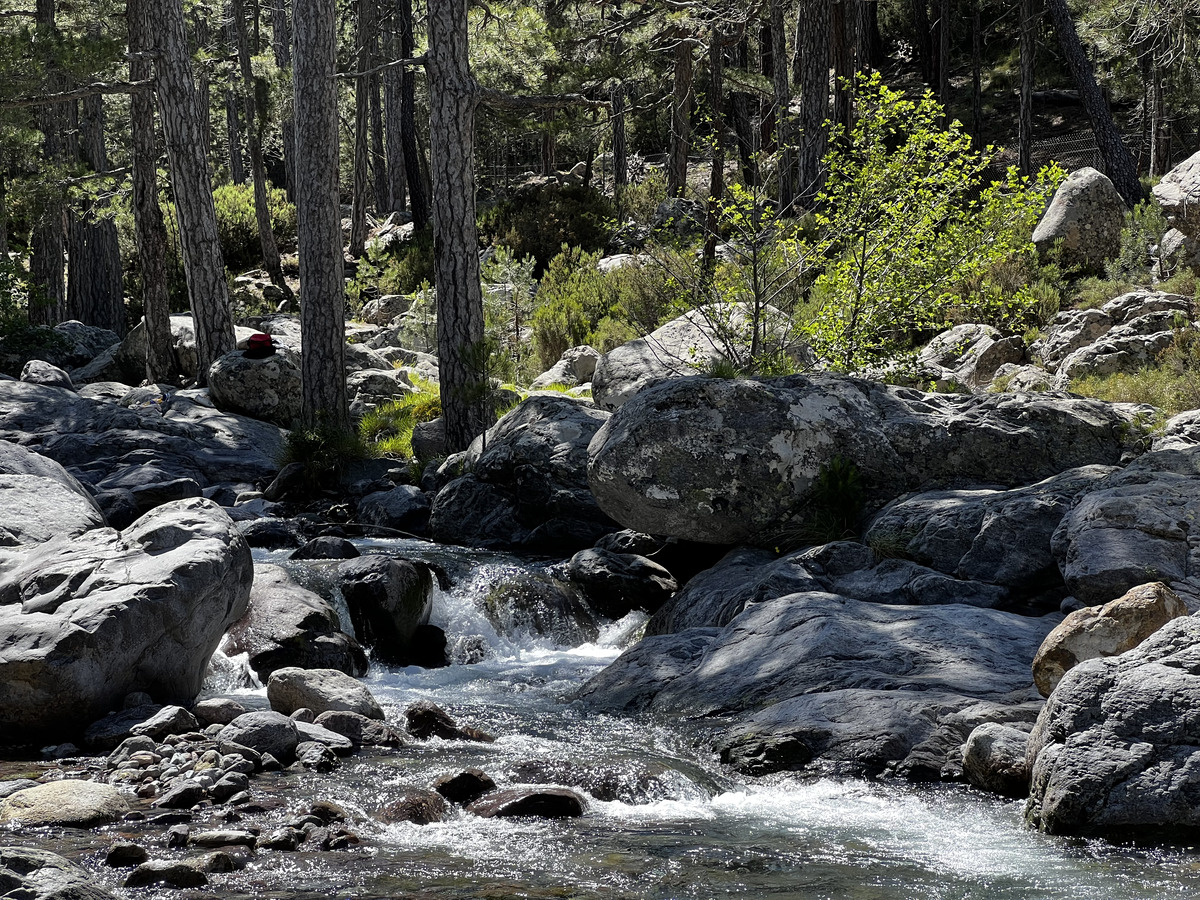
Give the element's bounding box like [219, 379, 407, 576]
[8, 540, 1200, 899]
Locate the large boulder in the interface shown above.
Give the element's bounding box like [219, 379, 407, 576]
[565, 548, 677, 618]
[1025, 615, 1200, 835]
[223, 564, 367, 680]
[0, 440, 105, 547]
[357, 485, 432, 536]
[0, 847, 116, 900]
[0, 498, 253, 744]
[530, 346, 601, 390]
[581, 592, 1055, 775]
[591, 304, 810, 410]
[915, 324, 1025, 389]
[587, 375, 1134, 545]
[0, 781, 129, 828]
[217, 710, 299, 761]
[1031, 582, 1186, 698]
[430, 395, 618, 553]
[338, 556, 434, 665]
[116, 315, 262, 382]
[266, 667, 384, 719]
[1152, 150, 1200, 238]
[1051, 447, 1200, 606]
[1032, 166, 1127, 273]
[207, 347, 303, 426]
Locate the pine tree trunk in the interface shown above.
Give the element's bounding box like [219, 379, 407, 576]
[428, 0, 493, 452]
[668, 40, 693, 198]
[30, 0, 66, 325]
[0, 173, 7, 257]
[67, 91, 126, 335]
[759, 22, 775, 152]
[972, 1, 982, 142]
[231, 0, 289, 296]
[384, 10, 407, 213]
[226, 89, 245, 183]
[370, 46, 389, 212]
[611, 83, 628, 189]
[1043, 0, 1142, 206]
[1018, 0, 1035, 175]
[293, 0, 348, 429]
[831, 0, 856, 133]
[936, 0, 949, 109]
[796, 0, 830, 207]
[770, 0, 794, 213]
[193, 13, 212, 158]
[349, 0, 373, 257]
[129, 0, 179, 383]
[153, 0, 236, 384]
[703, 28, 725, 272]
[399, 0, 428, 227]
[912, 0, 932, 84]
[270, 0, 296, 200]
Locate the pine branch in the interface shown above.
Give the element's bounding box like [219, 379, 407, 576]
[479, 88, 610, 112]
[336, 55, 427, 79]
[0, 80, 154, 109]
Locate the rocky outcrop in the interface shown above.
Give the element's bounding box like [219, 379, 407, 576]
[1032, 582, 1187, 698]
[587, 375, 1134, 545]
[1152, 150, 1200, 238]
[208, 348, 303, 426]
[338, 556, 434, 665]
[530, 346, 601, 390]
[0, 440, 105, 547]
[430, 395, 618, 553]
[915, 324, 1026, 389]
[223, 564, 367, 680]
[1026, 615, 1200, 835]
[0, 498, 253, 744]
[962, 723, 1031, 798]
[1032, 167, 1126, 272]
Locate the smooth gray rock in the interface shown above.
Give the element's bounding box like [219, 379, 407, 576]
[1153, 150, 1200, 238]
[530, 345, 601, 390]
[1052, 448, 1200, 605]
[0, 440, 105, 547]
[338, 556, 434, 665]
[358, 485, 431, 535]
[347, 368, 415, 416]
[294, 720, 355, 754]
[129, 705, 199, 740]
[466, 787, 586, 819]
[266, 667, 385, 720]
[566, 547, 677, 618]
[587, 375, 1133, 545]
[1032, 166, 1126, 272]
[962, 723, 1032, 798]
[208, 347, 303, 426]
[20, 360, 74, 391]
[430, 394, 618, 553]
[0, 498, 252, 744]
[313, 710, 405, 748]
[0, 781, 129, 827]
[116, 315, 261, 382]
[1155, 410, 1200, 452]
[218, 711, 300, 761]
[0, 846, 116, 900]
[224, 564, 367, 680]
[361, 294, 413, 325]
[1026, 615, 1200, 835]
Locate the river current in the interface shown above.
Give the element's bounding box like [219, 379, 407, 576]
[14, 540, 1200, 899]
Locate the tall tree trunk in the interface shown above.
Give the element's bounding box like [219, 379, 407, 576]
[271, 0, 296, 200]
[30, 0, 66, 325]
[770, 0, 794, 213]
[369, 42, 389, 212]
[541, 112, 556, 175]
[703, 28, 725, 272]
[399, 0, 428, 227]
[796, 0, 830, 206]
[231, 0, 290, 296]
[856, 0, 873, 75]
[912, 0, 932, 85]
[1043, 0, 1142, 206]
[384, 10, 407, 213]
[0, 173, 7, 257]
[349, 0, 374, 257]
[1148, 56, 1165, 176]
[428, 0, 493, 452]
[226, 89, 245, 183]
[193, 13, 212, 162]
[154, 0, 237, 384]
[293, 0, 348, 429]
[611, 83, 628, 190]
[935, 0, 949, 110]
[129, 0, 179, 383]
[668, 40, 693, 198]
[731, 35, 757, 186]
[971, 0, 982, 143]
[67, 91, 126, 335]
[759, 22, 775, 151]
[1018, 0, 1035, 176]
[831, 0, 856, 134]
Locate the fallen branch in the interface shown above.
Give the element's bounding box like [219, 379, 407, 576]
[0, 79, 154, 109]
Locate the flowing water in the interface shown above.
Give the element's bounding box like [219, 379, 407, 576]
[16, 540, 1200, 899]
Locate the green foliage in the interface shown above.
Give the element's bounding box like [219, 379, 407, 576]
[1070, 276, 1137, 310]
[359, 382, 442, 461]
[212, 183, 298, 273]
[1107, 200, 1169, 284]
[281, 419, 372, 487]
[482, 246, 538, 380]
[348, 229, 436, 312]
[801, 74, 1064, 372]
[0, 253, 69, 376]
[616, 168, 670, 225]
[1068, 328, 1200, 418]
[478, 182, 615, 274]
[768, 455, 865, 551]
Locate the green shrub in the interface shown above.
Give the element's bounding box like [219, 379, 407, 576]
[478, 181, 614, 274]
[1106, 200, 1168, 284]
[281, 419, 372, 487]
[616, 168, 669, 225]
[1068, 329, 1200, 418]
[349, 228, 436, 312]
[358, 383, 442, 461]
[212, 183, 298, 273]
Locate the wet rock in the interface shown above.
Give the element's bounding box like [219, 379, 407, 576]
[0, 847, 116, 900]
[962, 723, 1031, 798]
[405, 701, 495, 743]
[124, 860, 208, 889]
[0, 779, 40, 799]
[566, 548, 677, 618]
[190, 830, 256, 849]
[130, 706, 200, 741]
[290, 536, 360, 560]
[189, 849, 250, 873]
[312, 710, 404, 748]
[165, 824, 190, 848]
[338, 556, 435, 665]
[376, 789, 446, 825]
[293, 740, 340, 772]
[505, 760, 671, 804]
[1032, 166, 1126, 273]
[1026, 616, 1200, 835]
[154, 780, 207, 810]
[309, 799, 348, 823]
[257, 827, 301, 851]
[0, 780, 129, 828]
[239, 518, 303, 549]
[1032, 582, 1187, 698]
[466, 787, 586, 820]
[433, 768, 496, 805]
[587, 375, 1132, 545]
[267, 667, 385, 720]
[210, 772, 250, 803]
[0, 498, 253, 745]
[294, 721, 355, 755]
[218, 711, 300, 762]
[85, 706, 164, 752]
[483, 571, 599, 645]
[226, 565, 368, 680]
[104, 842, 149, 868]
[357, 485, 432, 536]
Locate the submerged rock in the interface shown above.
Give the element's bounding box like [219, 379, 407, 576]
[0, 847, 116, 900]
[465, 787, 586, 820]
[405, 701, 495, 743]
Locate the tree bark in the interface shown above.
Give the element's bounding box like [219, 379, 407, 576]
[1019, 0, 1035, 175]
[831, 0, 856, 134]
[225, 88, 245, 183]
[349, 0, 373, 257]
[912, 0, 932, 84]
[153, 0, 236, 384]
[293, 0, 348, 429]
[66, 91, 126, 335]
[369, 40, 389, 212]
[29, 0, 66, 325]
[770, 0, 794, 213]
[0, 173, 7, 257]
[936, 0, 949, 110]
[1043, 0, 1142, 206]
[428, 0, 493, 452]
[129, 0, 179, 382]
[796, 0, 830, 206]
[972, 0, 982, 142]
[611, 82, 628, 190]
[270, 0, 296, 199]
[398, 0, 428, 227]
[231, 0, 289, 296]
[668, 39, 693, 198]
[192, 12, 212, 159]
[703, 28, 725, 272]
[383, 7, 407, 213]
